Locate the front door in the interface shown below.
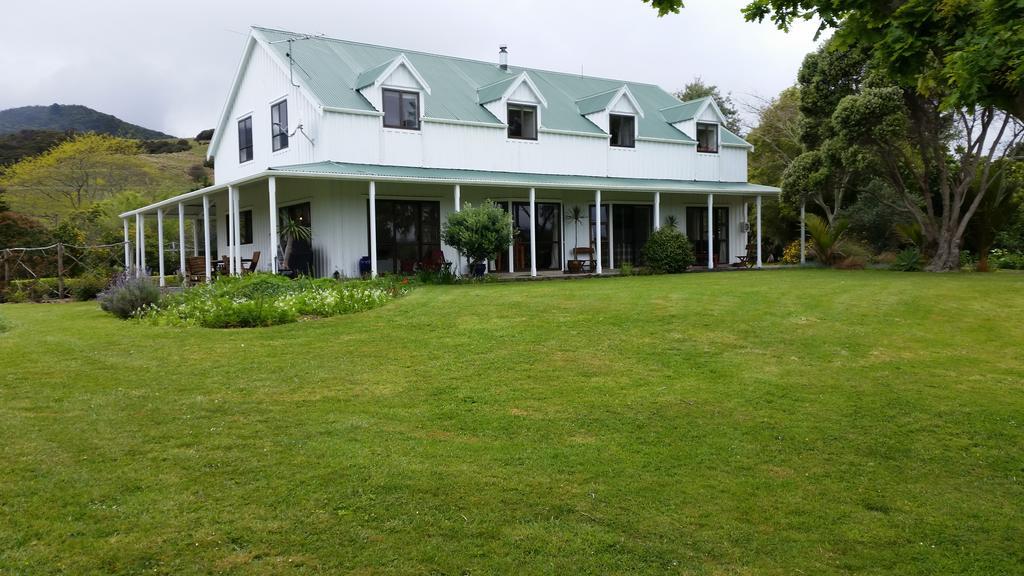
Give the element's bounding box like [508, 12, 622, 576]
[686, 206, 729, 265]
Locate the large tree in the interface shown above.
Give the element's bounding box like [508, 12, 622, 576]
[674, 78, 742, 134]
[0, 133, 155, 224]
[831, 84, 1022, 270]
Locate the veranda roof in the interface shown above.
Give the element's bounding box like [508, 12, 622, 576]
[119, 161, 780, 218]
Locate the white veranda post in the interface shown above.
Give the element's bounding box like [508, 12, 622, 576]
[227, 186, 236, 275]
[202, 195, 212, 282]
[800, 201, 806, 264]
[178, 203, 186, 278]
[157, 208, 166, 287]
[369, 181, 378, 278]
[595, 190, 602, 274]
[654, 191, 661, 231]
[453, 184, 462, 275]
[269, 176, 278, 274]
[529, 187, 537, 277]
[122, 219, 130, 271]
[136, 213, 146, 278]
[232, 187, 242, 275]
[756, 195, 763, 268]
[707, 193, 714, 269]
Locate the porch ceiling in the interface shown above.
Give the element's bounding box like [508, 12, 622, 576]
[269, 161, 781, 195]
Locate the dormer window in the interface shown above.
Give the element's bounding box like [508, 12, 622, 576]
[271, 100, 289, 151]
[507, 103, 537, 140]
[697, 122, 718, 153]
[609, 114, 635, 148]
[383, 89, 420, 130]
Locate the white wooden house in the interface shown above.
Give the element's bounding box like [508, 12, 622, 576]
[121, 27, 780, 281]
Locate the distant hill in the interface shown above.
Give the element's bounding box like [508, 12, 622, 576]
[0, 104, 174, 139]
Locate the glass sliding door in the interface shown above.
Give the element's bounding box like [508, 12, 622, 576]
[512, 201, 562, 271]
[612, 204, 653, 266]
[686, 205, 729, 265]
[371, 199, 441, 274]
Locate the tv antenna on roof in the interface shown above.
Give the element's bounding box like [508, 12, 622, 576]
[269, 33, 324, 88]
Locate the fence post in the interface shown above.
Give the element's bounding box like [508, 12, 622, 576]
[56, 242, 65, 299]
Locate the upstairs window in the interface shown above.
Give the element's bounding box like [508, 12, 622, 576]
[697, 122, 718, 154]
[271, 100, 289, 151]
[507, 103, 538, 140]
[238, 116, 253, 163]
[609, 114, 636, 148]
[383, 89, 420, 130]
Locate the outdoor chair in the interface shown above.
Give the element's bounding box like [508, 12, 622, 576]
[184, 256, 208, 284]
[242, 251, 260, 274]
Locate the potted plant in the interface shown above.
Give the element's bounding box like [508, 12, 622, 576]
[565, 205, 585, 273]
[441, 201, 515, 276]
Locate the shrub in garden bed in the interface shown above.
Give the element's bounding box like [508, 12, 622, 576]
[141, 273, 411, 328]
[68, 273, 111, 301]
[100, 274, 162, 319]
[642, 227, 695, 273]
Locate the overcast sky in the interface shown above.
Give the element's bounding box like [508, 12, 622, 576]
[0, 0, 825, 137]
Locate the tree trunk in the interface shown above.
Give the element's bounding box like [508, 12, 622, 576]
[926, 226, 963, 271]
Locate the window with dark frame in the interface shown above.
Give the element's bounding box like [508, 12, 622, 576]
[225, 209, 253, 245]
[507, 103, 538, 140]
[609, 114, 636, 148]
[237, 116, 253, 163]
[697, 122, 719, 153]
[382, 89, 420, 129]
[271, 100, 289, 151]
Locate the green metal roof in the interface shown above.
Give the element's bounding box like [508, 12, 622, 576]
[252, 27, 719, 143]
[269, 161, 779, 195]
[659, 97, 710, 123]
[720, 127, 751, 148]
[476, 76, 519, 105]
[575, 88, 622, 116]
[354, 57, 398, 90]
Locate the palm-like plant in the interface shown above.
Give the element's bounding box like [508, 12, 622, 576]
[565, 205, 584, 255]
[805, 213, 850, 266]
[278, 217, 311, 270]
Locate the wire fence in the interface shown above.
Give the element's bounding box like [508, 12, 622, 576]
[1, 241, 132, 301]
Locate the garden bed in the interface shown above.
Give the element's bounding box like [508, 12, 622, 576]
[113, 273, 411, 328]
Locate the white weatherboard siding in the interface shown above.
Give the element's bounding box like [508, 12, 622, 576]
[213, 42, 320, 184]
[720, 147, 748, 182]
[695, 153, 720, 181]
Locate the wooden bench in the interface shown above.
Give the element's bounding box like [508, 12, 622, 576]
[571, 247, 597, 273]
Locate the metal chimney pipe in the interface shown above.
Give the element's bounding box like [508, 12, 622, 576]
[499, 45, 508, 71]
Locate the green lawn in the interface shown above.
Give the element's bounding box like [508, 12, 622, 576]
[1, 270, 1022, 575]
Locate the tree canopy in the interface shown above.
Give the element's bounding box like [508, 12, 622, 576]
[741, 0, 1024, 119]
[0, 133, 155, 223]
